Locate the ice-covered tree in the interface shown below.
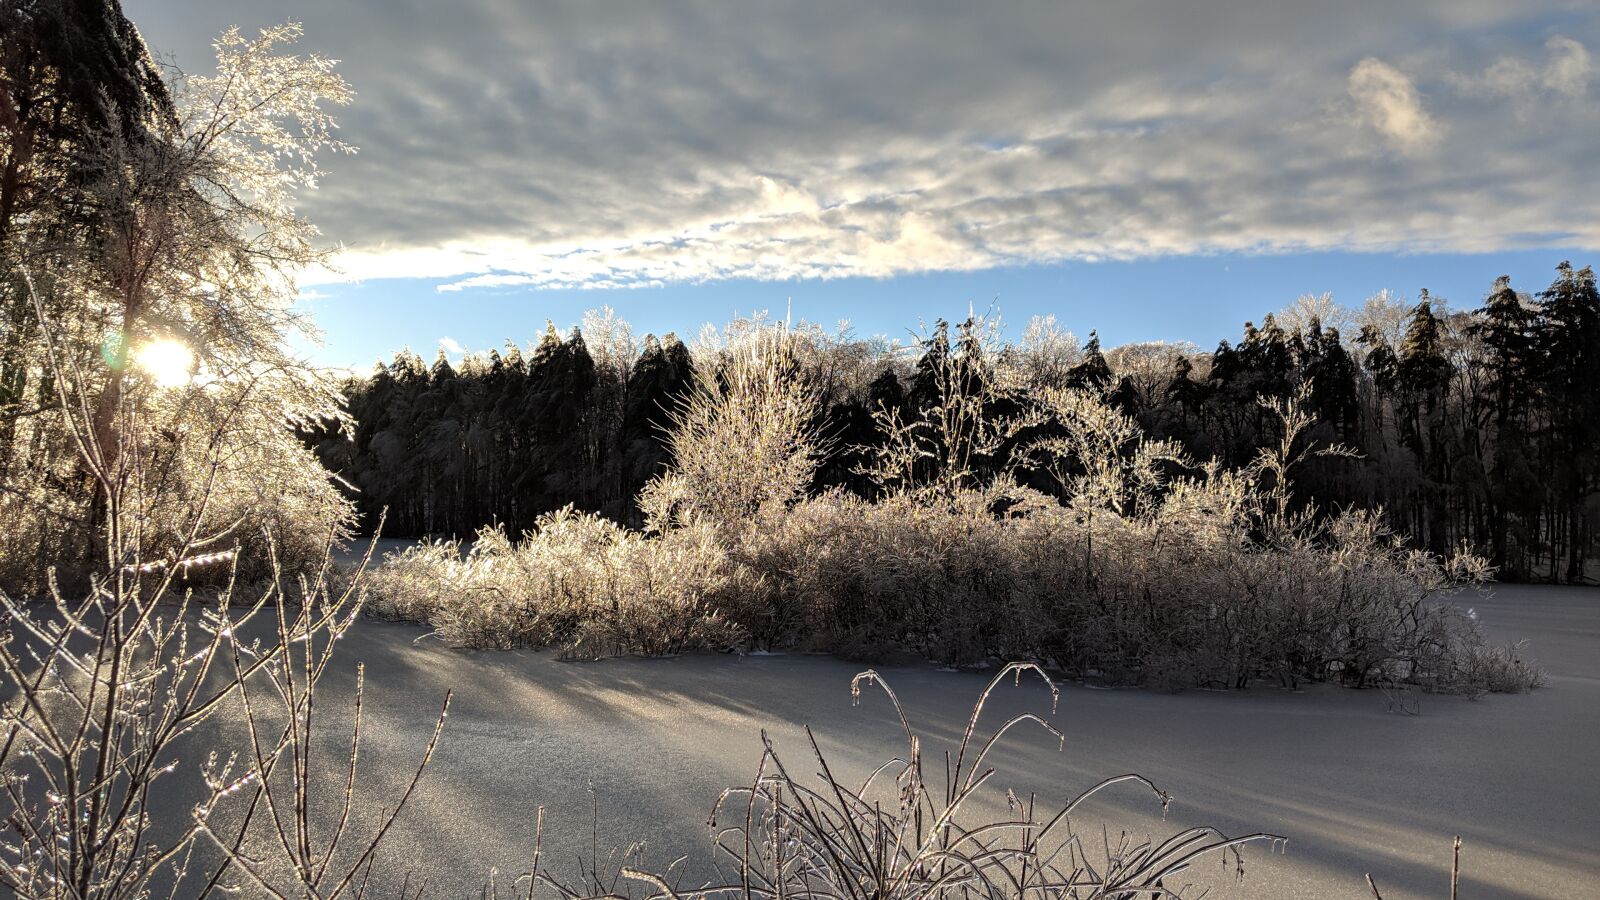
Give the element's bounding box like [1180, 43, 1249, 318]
[0, 14, 357, 587]
[640, 322, 820, 532]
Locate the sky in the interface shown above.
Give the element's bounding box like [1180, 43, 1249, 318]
[124, 1, 1600, 369]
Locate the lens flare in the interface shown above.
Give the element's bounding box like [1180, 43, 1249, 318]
[133, 338, 194, 388]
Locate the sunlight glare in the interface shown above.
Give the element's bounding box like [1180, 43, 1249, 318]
[134, 338, 194, 388]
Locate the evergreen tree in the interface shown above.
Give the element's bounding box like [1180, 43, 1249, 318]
[1394, 294, 1454, 548]
[814, 365, 904, 497]
[909, 320, 952, 411]
[0, 0, 174, 252]
[1165, 354, 1206, 435]
[1397, 295, 1450, 404]
[1, 0, 179, 542]
[1471, 276, 1537, 570]
[1300, 319, 1360, 438]
[1535, 262, 1600, 579]
[1255, 314, 1294, 398]
[620, 332, 695, 520]
[1066, 331, 1112, 391]
[1202, 329, 1269, 466]
[1358, 325, 1399, 396]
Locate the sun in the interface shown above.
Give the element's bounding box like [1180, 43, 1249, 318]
[133, 338, 194, 388]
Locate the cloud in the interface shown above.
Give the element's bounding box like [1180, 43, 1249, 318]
[125, 1, 1600, 290]
[1348, 58, 1439, 153]
[1452, 35, 1592, 99]
[1540, 36, 1591, 97]
[438, 336, 465, 355]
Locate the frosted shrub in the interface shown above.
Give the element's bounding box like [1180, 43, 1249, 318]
[565, 520, 747, 658]
[723, 387, 1508, 690]
[729, 484, 1117, 666]
[363, 536, 471, 625]
[145, 382, 357, 583]
[378, 451, 1519, 693]
[1448, 636, 1547, 695]
[640, 321, 821, 533]
[365, 510, 744, 656]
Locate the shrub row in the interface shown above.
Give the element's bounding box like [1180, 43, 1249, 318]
[364, 481, 1540, 694]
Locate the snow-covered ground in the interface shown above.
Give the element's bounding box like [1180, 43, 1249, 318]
[335, 536, 441, 565]
[195, 582, 1600, 898]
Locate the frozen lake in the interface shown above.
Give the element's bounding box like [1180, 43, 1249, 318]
[183, 581, 1600, 898]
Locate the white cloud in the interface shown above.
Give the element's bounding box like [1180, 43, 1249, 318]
[1452, 35, 1592, 100]
[438, 336, 465, 355]
[1542, 36, 1592, 97]
[127, 1, 1600, 291]
[1348, 58, 1439, 153]
[1475, 57, 1540, 97]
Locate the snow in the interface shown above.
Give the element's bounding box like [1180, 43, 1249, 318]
[171, 582, 1600, 898]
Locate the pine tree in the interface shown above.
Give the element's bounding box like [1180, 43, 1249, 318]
[1394, 294, 1453, 549]
[620, 333, 696, 520]
[1066, 331, 1113, 390]
[1318, 328, 1360, 438]
[0, 0, 175, 253]
[1397, 295, 1450, 400]
[1469, 276, 1537, 570]
[909, 320, 952, 411]
[815, 366, 903, 497]
[1297, 318, 1359, 439]
[1535, 262, 1600, 579]
[418, 351, 464, 532]
[1255, 314, 1293, 398]
[550, 327, 598, 506]
[1358, 325, 1398, 395]
[1209, 339, 1238, 385]
[1165, 354, 1206, 435]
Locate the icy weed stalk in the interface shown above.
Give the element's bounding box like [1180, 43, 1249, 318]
[510, 663, 1286, 900]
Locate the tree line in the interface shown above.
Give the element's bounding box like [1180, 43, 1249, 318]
[312, 264, 1599, 583]
[309, 320, 694, 535]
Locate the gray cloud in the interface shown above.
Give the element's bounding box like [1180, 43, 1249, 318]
[125, 1, 1600, 288]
